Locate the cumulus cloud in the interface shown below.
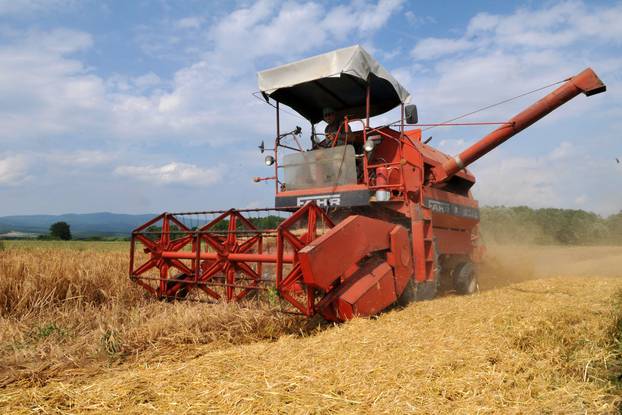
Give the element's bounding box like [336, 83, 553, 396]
[405, 1, 622, 125]
[411, 1, 622, 63]
[0, 150, 118, 187]
[116, 0, 404, 142]
[473, 142, 578, 208]
[425, 16, 617, 134]
[0, 156, 29, 185]
[465, 1, 622, 48]
[396, 2, 622, 227]
[0, 0, 404, 147]
[0, 28, 108, 141]
[114, 162, 222, 186]
[412, 38, 474, 60]
[205, 0, 403, 73]
[1, 0, 619, 215]
[45, 150, 117, 166]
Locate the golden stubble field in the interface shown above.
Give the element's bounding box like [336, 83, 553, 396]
[0, 241, 621, 414]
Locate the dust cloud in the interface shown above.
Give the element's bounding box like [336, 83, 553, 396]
[478, 244, 622, 291]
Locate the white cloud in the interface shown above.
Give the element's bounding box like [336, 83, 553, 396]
[1, 0, 619, 215]
[0, 0, 404, 148]
[0, 156, 29, 185]
[133, 72, 162, 89]
[45, 150, 117, 166]
[411, 38, 474, 60]
[401, 1, 622, 129]
[402, 3, 622, 216]
[471, 141, 621, 215]
[437, 138, 466, 154]
[0, 28, 108, 140]
[114, 162, 222, 186]
[110, 0, 405, 143]
[0, 151, 117, 186]
[473, 143, 559, 208]
[322, 0, 404, 38]
[574, 194, 587, 205]
[406, 0, 622, 64]
[204, 0, 403, 76]
[0, 0, 406, 152]
[465, 1, 622, 48]
[549, 141, 576, 160]
[475, 154, 559, 208]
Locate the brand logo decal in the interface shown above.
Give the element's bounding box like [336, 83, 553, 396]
[296, 194, 341, 207]
[425, 199, 479, 219]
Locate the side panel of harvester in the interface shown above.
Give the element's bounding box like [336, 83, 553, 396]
[298, 215, 413, 321]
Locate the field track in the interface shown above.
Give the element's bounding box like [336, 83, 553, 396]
[1, 242, 621, 414]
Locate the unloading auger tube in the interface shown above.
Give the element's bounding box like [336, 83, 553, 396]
[433, 68, 606, 183]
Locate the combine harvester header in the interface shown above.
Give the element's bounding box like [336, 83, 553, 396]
[129, 46, 605, 322]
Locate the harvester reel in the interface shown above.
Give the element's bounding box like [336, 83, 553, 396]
[130, 204, 348, 316]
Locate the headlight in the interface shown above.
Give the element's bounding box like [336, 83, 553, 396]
[364, 135, 382, 152]
[364, 140, 376, 152]
[264, 155, 275, 166]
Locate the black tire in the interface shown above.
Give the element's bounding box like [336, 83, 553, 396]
[454, 262, 478, 295]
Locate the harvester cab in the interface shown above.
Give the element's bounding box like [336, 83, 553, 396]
[256, 45, 413, 210]
[129, 45, 605, 322]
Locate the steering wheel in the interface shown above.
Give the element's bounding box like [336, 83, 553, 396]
[312, 133, 333, 149]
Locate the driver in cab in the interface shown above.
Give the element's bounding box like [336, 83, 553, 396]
[317, 107, 351, 148]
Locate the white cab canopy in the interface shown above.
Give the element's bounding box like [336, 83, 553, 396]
[257, 45, 411, 123]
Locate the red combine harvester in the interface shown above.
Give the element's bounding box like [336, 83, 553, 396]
[129, 46, 606, 322]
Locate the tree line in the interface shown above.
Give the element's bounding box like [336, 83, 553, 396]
[480, 206, 622, 245]
[3, 210, 622, 246]
[149, 209, 622, 246]
[144, 215, 285, 240]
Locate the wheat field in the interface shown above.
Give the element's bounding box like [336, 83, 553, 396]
[0, 241, 621, 413]
[0, 242, 314, 388]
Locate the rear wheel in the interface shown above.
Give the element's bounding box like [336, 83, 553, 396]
[454, 262, 478, 295]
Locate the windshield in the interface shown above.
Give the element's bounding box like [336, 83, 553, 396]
[281, 145, 357, 191]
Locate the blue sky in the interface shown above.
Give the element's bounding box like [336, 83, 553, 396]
[0, 0, 620, 216]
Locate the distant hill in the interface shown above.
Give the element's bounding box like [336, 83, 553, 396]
[0, 212, 157, 237]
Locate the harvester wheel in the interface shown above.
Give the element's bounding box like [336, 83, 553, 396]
[454, 262, 478, 295]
